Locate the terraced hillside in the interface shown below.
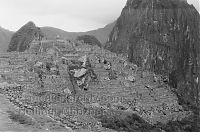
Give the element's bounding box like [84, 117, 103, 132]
[0, 41, 197, 132]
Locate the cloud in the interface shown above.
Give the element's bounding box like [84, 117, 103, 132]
[0, 0, 126, 31]
[0, 0, 199, 32]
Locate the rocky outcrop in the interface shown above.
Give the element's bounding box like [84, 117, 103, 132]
[105, 0, 200, 109]
[7, 21, 44, 52]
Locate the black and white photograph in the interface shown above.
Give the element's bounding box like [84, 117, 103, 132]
[0, 0, 199, 131]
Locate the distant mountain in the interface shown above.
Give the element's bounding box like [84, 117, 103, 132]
[76, 35, 102, 47]
[7, 21, 44, 52]
[41, 27, 78, 40]
[0, 27, 13, 52]
[83, 21, 116, 45]
[0, 21, 115, 52]
[41, 21, 116, 45]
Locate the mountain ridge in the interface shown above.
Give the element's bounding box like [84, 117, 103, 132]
[0, 21, 116, 52]
[0, 27, 13, 52]
[41, 21, 116, 44]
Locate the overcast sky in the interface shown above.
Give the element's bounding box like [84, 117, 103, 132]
[0, 0, 199, 32]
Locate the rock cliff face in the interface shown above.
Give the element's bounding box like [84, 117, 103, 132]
[7, 21, 44, 52]
[105, 0, 200, 108]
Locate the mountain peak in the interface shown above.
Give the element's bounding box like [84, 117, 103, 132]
[125, 0, 188, 8]
[26, 21, 35, 26]
[7, 21, 44, 52]
[106, 0, 200, 109]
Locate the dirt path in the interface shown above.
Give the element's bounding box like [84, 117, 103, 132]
[0, 94, 99, 132]
[0, 94, 39, 132]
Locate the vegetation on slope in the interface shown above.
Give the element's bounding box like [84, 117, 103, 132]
[76, 35, 102, 47]
[7, 21, 44, 52]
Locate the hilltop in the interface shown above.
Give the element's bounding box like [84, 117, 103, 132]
[7, 21, 44, 52]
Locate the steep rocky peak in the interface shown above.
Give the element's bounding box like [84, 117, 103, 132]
[25, 21, 36, 27]
[125, 0, 188, 8]
[106, 0, 200, 109]
[19, 21, 37, 32]
[7, 21, 44, 52]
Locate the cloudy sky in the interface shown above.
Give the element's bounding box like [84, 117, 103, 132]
[0, 0, 199, 32]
